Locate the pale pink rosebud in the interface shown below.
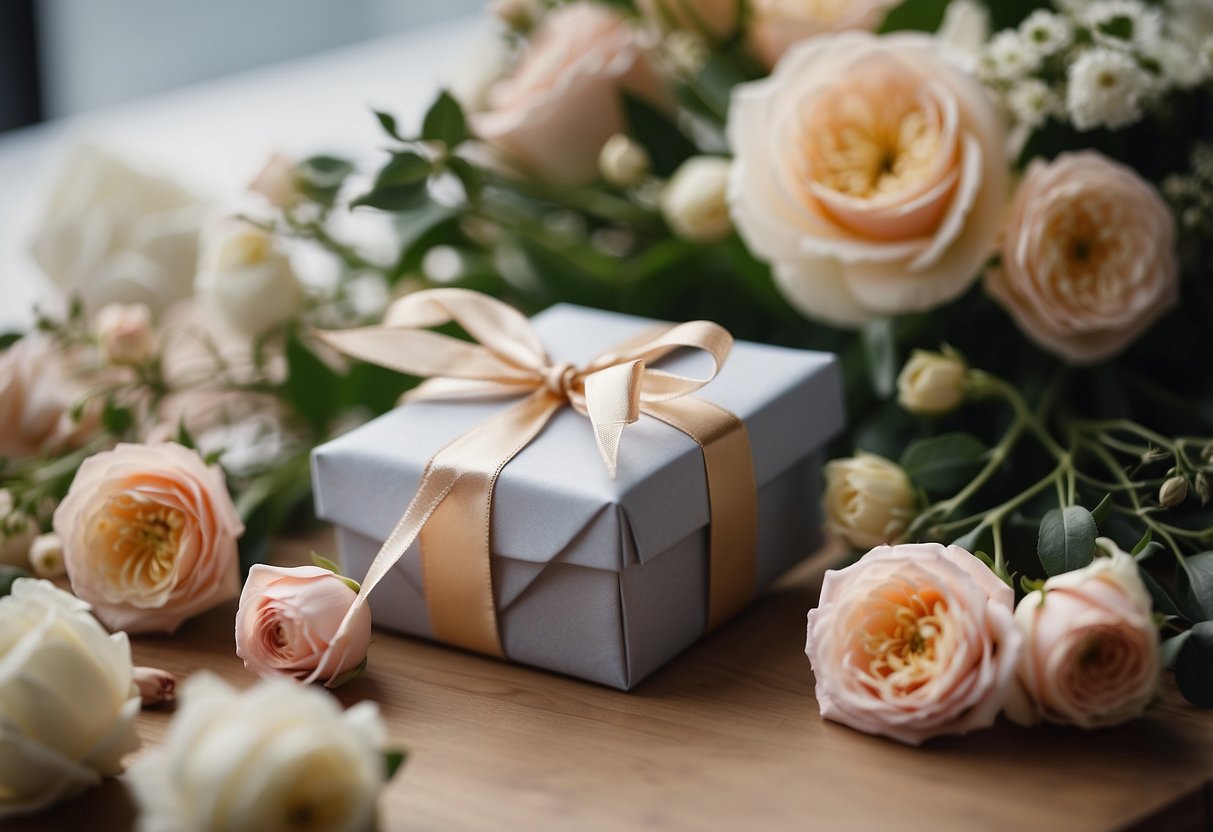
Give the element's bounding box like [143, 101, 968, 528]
[94, 303, 155, 366]
[133, 666, 177, 706]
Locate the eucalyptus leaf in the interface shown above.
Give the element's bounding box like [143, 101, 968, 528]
[1090, 493, 1113, 526]
[421, 91, 468, 147]
[1161, 631, 1192, 669]
[1175, 621, 1213, 708]
[900, 433, 987, 495]
[1139, 567, 1182, 618]
[952, 524, 991, 555]
[1179, 551, 1213, 622]
[1037, 506, 1098, 576]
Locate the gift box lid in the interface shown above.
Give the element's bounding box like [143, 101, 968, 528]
[312, 303, 843, 572]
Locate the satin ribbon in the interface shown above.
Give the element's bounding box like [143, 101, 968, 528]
[312, 288, 757, 675]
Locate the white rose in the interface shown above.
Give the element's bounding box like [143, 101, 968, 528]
[0, 579, 140, 817]
[661, 156, 733, 243]
[599, 134, 651, 187]
[824, 453, 915, 549]
[897, 349, 968, 415]
[195, 221, 303, 337]
[129, 672, 388, 832]
[29, 145, 206, 316]
[94, 302, 155, 366]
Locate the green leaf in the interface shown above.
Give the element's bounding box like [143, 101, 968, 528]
[900, 432, 988, 495]
[446, 156, 484, 201]
[351, 151, 433, 212]
[384, 749, 409, 779]
[283, 330, 342, 433]
[1037, 506, 1098, 576]
[621, 92, 696, 177]
[351, 184, 428, 212]
[377, 152, 431, 188]
[1139, 567, 1182, 618]
[878, 0, 949, 33]
[1131, 528, 1153, 556]
[176, 419, 197, 450]
[298, 155, 354, 205]
[1175, 621, 1213, 708]
[102, 401, 134, 437]
[1161, 631, 1191, 669]
[374, 110, 406, 142]
[1179, 551, 1213, 622]
[0, 332, 21, 351]
[421, 91, 468, 148]
[861, 318, 898, 399]
[0, 566, 30, 598]
[311, 552, 343, 574]
[952, 524, 991, 555]
[1091, 493, 1113, 526]
[327, 657, 368, 689]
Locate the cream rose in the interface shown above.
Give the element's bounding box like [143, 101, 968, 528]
[28, 145, 205, 316]
[805, 543, 1022, 746]
[53, 442, 244, 634]
[986, 152, 1178, 365]
[897, 349, 968, 415]
[1007, 543, 1160, 728]
[195, 221, 303, 338]
[747, 0, 898, 69]
[0, 579, 141, 817]
[128, 672, 388, 832]
[636, 0, 739, 40]
[473, 2, 666, 185]
[0, 335, 107, 460]
[729, 32, 1009, 326]
[824, 453, 915, 550]
[661, 156, 733, 243]
[236, 564, 372, 686]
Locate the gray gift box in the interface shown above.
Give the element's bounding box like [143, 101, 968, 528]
[311, 304, 844, 690]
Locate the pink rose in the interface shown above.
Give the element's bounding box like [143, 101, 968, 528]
[53, 442, 244, 633]
[805, 543, 1021, 745]
[473, 2, 667, 184]
[729, 32, 1009, 326]
[747, 0, 898, 69]
[1006, 543, 1160, 728]
[986, 151, 1178, 365]
[94, 302, 155, 366]
[0, 335, 107, 459]
[236, 565, 372, 686]
[635, 0, 739, 40]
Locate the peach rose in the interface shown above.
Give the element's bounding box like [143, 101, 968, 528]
[473, 2, 666, 184]
[635, 0, 739, 41]
[1006, 543, 1160, 728]
[805, 543, 1021, 746]
[986, 152, 1178, 365]
[236, 565, 372, 686]
[0, 335, 107, 459]
[747, 0, 898, 69]
[53, 442, 244, 633]
[729, 32, 1009, 326]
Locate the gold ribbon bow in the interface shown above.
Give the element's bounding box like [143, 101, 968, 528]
[314, 288, 757, 673]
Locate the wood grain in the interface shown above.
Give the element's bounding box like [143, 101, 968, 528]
[14, 530, 1213, 832]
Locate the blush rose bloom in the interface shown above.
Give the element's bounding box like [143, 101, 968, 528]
[805, 543, 1022, 746]
[1006, 543, 1160, 728]
[473, 2, 666, 185]
[0, 335, 107, 460]
[128, 672, 388, 832]
[236, 565, 372, 686]
[985, 152, 1178, 365]
[729, 32, 1009, 327]
[53, 442, 244, 634]
[747, 0, 899, 69]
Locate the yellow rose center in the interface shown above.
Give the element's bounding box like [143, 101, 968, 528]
[856, 584, 950, 697]
[94, 491, 186, 596]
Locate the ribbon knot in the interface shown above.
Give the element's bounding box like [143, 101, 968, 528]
[543, 361, 578, 399]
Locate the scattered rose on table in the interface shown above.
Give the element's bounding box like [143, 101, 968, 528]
[986, 151, 1178, 365]
[236, 562, 372, 687]
[805, 543, 1022, 746]
[473, 1, 667, 185]
[1006, 542, 1160, 728]
[0, 579, 141, 817]
[729, 31, 1010, 326]
[823, 453, 915, 550]
[53, 441, 244, 634]
[129, 672, 398, 832]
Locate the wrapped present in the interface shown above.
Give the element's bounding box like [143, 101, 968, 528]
[311, 290, 843, 689]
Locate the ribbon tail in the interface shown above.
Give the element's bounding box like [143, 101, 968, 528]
[583, 360, 644, 479]
[314, 389, 564, 683]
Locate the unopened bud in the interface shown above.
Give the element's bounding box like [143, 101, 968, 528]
[134, 666, 177, 707]
[1159, 476, 1188, 508]
[94, 302, 155, 366]
[661, 156, 733, 244]
[599, 134, 651, 188]
[28, 533, 65, 578]
[897, 349, 968, 415]
[1195, 472, 1210, 506]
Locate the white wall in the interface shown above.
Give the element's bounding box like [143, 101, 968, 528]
[36, 0, 484, 117]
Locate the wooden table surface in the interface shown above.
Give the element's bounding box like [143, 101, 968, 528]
[14, 530, 1213, 832]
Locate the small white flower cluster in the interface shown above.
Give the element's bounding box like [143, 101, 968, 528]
[1163, 143, 1213, 237]
[979, 0, 1211, 134]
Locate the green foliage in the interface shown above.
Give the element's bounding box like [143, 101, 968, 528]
[297, 155, 354, 206]
[284, 330, 344, 434]
[352, 151, 432, 211]
[384, 749, 408, 779]
[1175, 621, 1213, 708]
[420, 91, 468, 148]
[0, 566, 29, 598]
[1179, 552, 1213, 622]
[901, 433, 988, 495]
[878, 0, 950, 33]
[1037, 506, 1098, 576]
[621, 93, 697, 177]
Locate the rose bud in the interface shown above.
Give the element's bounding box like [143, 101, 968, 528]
[1159, 475, 1188, 508]
[1006, 541, 1160, 728]
[599, 134, 651, 188]
[236, 564, 372, 687]
[823, 452, 915, 550]
[194, 220, 303, 338]
[133, 666, 177, 707]
[93, 302, 155, 366]
[247, 152, 302, 208]
[897, 349, 968, 416]
[28, 532, 66, 578]
[661, 156, 733, 244]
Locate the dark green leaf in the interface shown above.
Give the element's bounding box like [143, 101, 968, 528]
[1091, 493, 1113, 526]
[446, 156, 484, 201]
[102, 401, 134, 437]
[374, 110, 406, 142]
[284, 330, 343, 432]
[351, 184, 428, 212]
[1175, 621, 1213, 708]
[298, 155, 354, 205]
[861, 318, 898, 399]
[0, 332, 21, 351]
[878, 0, 949, 33]
[621, 92, 697, 177]
[900, 433, 988, 495]
[1179, 551, 1213, 622]
[683, 53, 750, 123]
[952, 524, 991, 555]
[1131, 528, 1153, 556]
[1161, 631, 1191, 669]
[421, 91, 468, 147]
[1139, 567, 1182, 618]
[351, 151, 433, 212]
[0, 566, 30, 597]
[1037, 506, 1098, 576]
[384, 749, 408, 779]
[376, 152, 431, 188]
[176, 420, 197, 450]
